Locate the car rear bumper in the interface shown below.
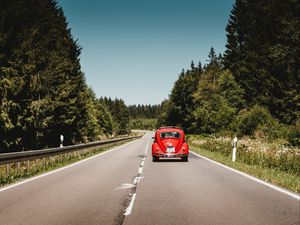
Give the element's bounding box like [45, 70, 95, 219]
[153, 153, 188, 158]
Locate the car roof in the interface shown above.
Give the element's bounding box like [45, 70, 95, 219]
[159, 126, 181, 130]
[157, 126, 183, 132]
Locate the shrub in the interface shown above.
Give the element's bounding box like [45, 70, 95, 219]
[193, 95, 236, 134]
[288, 120, 300, 147]
[254, 118, 288, 141]
[189, 136, 300, 176]
[236, 105, 276, 137]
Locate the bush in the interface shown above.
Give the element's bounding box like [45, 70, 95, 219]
[189, 136, 300, 176]
[236, 105, 276, 137]
[193, 95, 236, 134]
[288, 120, 300, 147]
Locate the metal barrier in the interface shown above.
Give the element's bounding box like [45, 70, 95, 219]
[0, 135, 142, 165]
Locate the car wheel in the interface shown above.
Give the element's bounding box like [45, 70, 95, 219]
[182, 156, 188, 162]
[152, 156, 158, 162]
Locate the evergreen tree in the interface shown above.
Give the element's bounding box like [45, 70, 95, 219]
[193, 52, 233, 133]
[128, 104, 161, 119]
[197, 61, 203, 73]
[190, 60, 195, 71]
[102, 98, 130, 135]
[160, 61, 203, 132]
[223, 0, 300, 124]
[0, 0, 116, 151]
[218, 70, 245, 110]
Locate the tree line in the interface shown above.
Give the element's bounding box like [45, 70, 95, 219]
[127, 104, 161, 130]
[1, 0, 299, 151]
[158, 0, 300, 145]
[0, 0, 130, 152]
[128, 104, 161, 119]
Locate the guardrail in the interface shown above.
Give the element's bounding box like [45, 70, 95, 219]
[0, 135, 142, 177]
[0, 135, 142, 165]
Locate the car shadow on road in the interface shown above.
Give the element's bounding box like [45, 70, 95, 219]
[154, 159, 186, 163]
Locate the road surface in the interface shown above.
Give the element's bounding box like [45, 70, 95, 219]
[0, 132, 299, 225]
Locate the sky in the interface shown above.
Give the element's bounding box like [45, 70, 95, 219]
[58, 0, 235, 105]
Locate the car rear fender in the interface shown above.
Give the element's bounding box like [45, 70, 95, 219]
[152, 143, 162, 155]
[181, 142, 189, 154]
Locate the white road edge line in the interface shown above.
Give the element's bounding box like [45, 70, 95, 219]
[190, 150, 300, 200]
[0, 138, 142, 193]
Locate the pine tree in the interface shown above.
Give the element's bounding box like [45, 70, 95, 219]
[0, 0, 110, 151]
[190, 60, 195, 71]
[161, 62, 203, 132]
[197, 61, 203, 73]
[223, 0, 300, 124]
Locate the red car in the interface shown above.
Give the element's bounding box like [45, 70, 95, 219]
[152, 127, 189, 162]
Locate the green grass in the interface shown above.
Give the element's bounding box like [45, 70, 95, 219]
[0, 139, 134, 187]
[189, 137, 300, 193]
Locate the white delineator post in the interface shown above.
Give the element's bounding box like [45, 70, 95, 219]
[232, 137, 237, 162]
[60, 135, 64, 148]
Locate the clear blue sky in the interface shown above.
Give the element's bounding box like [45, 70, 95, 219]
[58, 0, 234, 105]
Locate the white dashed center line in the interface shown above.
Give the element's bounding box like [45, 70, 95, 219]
[123, 142, 149, 216]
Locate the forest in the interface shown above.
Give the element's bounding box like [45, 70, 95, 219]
[157, 0, 299, 146]
[1, 0, 299, 152]
[128, 104, 160, 130]
[0, 0, 130, 152]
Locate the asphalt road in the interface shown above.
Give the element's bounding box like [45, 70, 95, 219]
[0, 132, 299, 225]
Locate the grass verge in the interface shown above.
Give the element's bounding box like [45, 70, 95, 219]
[0, 139, 136, 187]
[190, 142, 300, 193]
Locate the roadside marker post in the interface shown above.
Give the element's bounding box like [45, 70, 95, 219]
[232, 137, 237, 162]
[60, 135, 64, 148]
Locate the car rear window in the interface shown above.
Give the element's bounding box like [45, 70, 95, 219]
[159, 132, 181, 139]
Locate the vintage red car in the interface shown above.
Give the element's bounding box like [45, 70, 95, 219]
[152, 126, 189, 162]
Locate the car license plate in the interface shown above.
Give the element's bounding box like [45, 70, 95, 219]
[166, 146, 175, 153]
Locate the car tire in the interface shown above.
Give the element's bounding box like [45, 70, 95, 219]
[152, 156, 158, 162]
[182, 156, 188, 162]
